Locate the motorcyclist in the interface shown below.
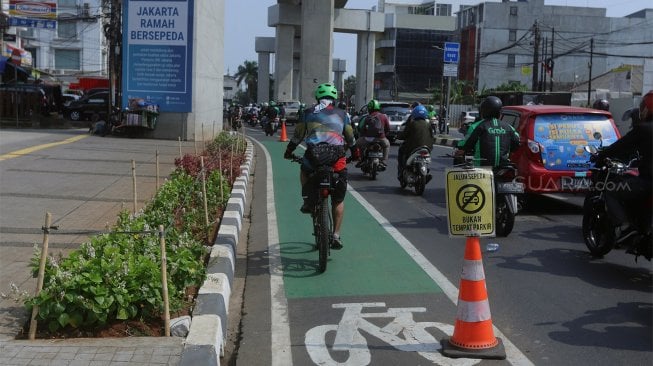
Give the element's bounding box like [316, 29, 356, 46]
[460, 96, 520, 168]
[592, 98, 610, 112]
[593, 90, 653, 243]
[354, 99, 391, 168]
[397, 105, 434, 181]
[283, 83, 357, 250]
[264, 101, 280, 133]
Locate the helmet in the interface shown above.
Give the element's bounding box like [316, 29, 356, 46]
[262, 102, 268, 107]
[300, 103, 306, 109]
[338, 101, 348, 110]
[314, 83, 338, 100]
[410, 101, 421, 109]
[411, 105, 428, 120]
[367, 99, 380, 111]
[592, 99, 610, 111]
[269, 101, 276, 107]
[640, 90, 653, 122]
[426, 105, 434, 112]
[479, 96, 502, 119]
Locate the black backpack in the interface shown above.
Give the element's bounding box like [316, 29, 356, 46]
[363, 114, 384, 137]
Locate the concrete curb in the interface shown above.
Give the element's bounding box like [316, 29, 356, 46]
[434, 136, 461, 147]
[180, 138, 254, 366]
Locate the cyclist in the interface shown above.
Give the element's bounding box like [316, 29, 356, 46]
[284, 83, 357, 250]
[355, 99, 390, 168]
[397, 105, 434, 181]
[459, 96, 520, 168]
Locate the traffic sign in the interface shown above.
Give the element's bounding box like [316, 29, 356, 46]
[444, 42, 460, 63]
[443, 64, 458, 77]
[445, 168, 495, 237]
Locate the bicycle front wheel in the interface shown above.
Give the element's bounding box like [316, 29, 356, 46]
[316, 197, 330, 273]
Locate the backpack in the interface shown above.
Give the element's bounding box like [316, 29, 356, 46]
[363, 114, 384, 138]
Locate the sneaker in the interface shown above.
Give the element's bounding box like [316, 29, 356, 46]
[331, 234, 343, 250]
[300, 200, 311, 214]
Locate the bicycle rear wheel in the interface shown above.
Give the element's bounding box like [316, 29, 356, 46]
[316, 197, 330, 273]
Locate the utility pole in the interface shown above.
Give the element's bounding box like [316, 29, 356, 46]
[549, 27, 554, 92]
[587, 37, 593, 106]
[541, 36, 547, 91]
[531, 21, 540, 92]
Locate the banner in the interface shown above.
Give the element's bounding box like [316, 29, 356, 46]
[122, 0, 194, 113]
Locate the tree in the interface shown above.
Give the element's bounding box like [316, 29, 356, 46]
[234, 60, 258, 103]
[344, 75, 356, 106]
[491, 81, 528, 92]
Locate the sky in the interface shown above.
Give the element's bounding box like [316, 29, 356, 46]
[223, 0, 651, 78]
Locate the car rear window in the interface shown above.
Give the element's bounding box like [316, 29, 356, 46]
[533, 113, 619, 171]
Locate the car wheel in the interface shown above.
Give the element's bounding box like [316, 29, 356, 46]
[68, 111, 81, 121]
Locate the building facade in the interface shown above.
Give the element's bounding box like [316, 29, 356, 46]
[458, 0, 653, 94]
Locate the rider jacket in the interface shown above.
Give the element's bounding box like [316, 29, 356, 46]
[598, 122, 652, 180]
[285, 101, 356, 171]
[461, 117, 519, 167]
[400, 117, 434, 156]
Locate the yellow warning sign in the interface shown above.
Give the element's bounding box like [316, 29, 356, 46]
[445, 168, 495, 237]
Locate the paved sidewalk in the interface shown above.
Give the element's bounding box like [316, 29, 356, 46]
[0, 130, 214, 365]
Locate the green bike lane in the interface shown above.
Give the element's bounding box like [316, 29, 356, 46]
[256, 138, 529, 366]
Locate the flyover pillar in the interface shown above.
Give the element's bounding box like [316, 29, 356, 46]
[333, 58, 346, 100]
[274, 24, 295, 102]
[355, 27, 375, 111]
[299, 0, 334, 104]
[255, 37, 275, 103]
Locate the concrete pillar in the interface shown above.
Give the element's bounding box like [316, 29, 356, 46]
[355, 27, 375, 110]
[255, 37, 275, 103]
[274, 24, 295, 102]
[257, 52, 271, 103]
[300, 0, 334, 104]
[293, 57, 301, 101]
[332, 58, 346, 97]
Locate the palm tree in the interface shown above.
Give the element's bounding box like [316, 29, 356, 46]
[234, 60, 258, 103]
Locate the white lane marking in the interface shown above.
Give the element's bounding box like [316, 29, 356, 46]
[253, 139, 293, 366]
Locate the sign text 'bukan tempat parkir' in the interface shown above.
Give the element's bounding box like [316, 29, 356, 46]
[122, 0, 194, 113]
[445, 168, 495, 237]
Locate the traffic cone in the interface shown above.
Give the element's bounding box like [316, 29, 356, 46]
[441, 236, 506, 360]
[279, 120, 289, 142]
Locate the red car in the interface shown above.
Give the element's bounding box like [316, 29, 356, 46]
[500, 105, 621, 193]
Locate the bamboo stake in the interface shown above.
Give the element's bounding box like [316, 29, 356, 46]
[219, 148, 224, 202]
[194, 139, 198, 155]
[200, 156, 210, 241]
[159, 225, 170, 336]
[132, 160, 138, 214]
[29, 212, 52, 340]
[155, 149, 160, 189]
[230, 147, 234, 183]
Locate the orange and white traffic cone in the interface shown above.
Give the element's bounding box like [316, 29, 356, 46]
[441, 236, 506, 359]
[279, 119, 289, 142]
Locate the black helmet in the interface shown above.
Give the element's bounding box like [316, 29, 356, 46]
[479, 96, 502, 119]
[592, 99, 609, 111]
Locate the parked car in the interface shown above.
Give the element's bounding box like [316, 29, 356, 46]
[500, 105, 621, 194]
[353, 101, 412, 143]
[63, 91, 109, 121]
[62, 93, 80, 106]
[458, 110, 480, 134]
[279, 101, 301, 124]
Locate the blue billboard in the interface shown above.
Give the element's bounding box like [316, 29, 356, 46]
[122, 0, 194, 113]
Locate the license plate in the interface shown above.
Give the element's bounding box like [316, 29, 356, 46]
[367, 152, 383, 158]
[560, 177, 591, 190]
[497, 182, 524, 193]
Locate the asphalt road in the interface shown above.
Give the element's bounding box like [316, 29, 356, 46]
[236, 123, 652, 366]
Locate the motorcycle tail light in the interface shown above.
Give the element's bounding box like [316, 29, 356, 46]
[320, 188, 330, 198]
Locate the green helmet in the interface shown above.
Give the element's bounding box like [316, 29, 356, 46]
[314, 83, 338, 100]
[367, 99, 380, 111]
[269, 101, 276, 107]
[427, 104, 435, 112]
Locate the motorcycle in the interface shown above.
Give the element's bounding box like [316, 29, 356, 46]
[358, 141, 386, 180]
[399, 146, 432, 196]
[438, 117, 449, 135]
[265, 117, 279, 136]
[247, 111, 259, 127]
[493, 164, 524, 237]
[582, 143, 651, 261]
[429, 117, 439, 138]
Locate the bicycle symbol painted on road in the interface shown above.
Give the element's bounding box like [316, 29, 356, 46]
[305, 302, 481, 365]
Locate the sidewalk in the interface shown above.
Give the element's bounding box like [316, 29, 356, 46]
[0, 130, 251, 366]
